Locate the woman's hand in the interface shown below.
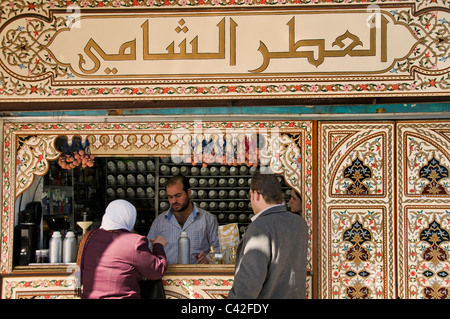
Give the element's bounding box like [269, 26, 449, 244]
[151, 235, 167, 247]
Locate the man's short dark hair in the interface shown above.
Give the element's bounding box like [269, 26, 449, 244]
[167, 174, 191, 193]
[250, 171, 284, 204]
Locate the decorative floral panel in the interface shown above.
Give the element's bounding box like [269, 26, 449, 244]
[1, 275, 76, 299]
[318, 122, 395, 299]
[0, 1, 448, 103]
[163, 275, 234, 299]
[1, 119, 313, 299]
[397, 121, 450, 299]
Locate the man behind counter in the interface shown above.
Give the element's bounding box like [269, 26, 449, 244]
[147, 175, 220, 264]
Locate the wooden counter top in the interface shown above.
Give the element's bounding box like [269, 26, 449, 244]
[11, 263, 235, 276]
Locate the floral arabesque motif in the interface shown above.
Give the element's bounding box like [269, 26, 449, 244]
[406, 133, 450, 196]
[420, 220, 449, 267]
[331, 134, 385, 196]
[1, 17, 70, 78]
[343, 158, 373, 195]
[391, 9, 450, 91]
[331, 208, 385, 299]
[16, 135, 61, 197]
[419, 156, 449, 195]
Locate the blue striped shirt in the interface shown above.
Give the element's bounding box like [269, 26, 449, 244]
[147, 204, 220, 264]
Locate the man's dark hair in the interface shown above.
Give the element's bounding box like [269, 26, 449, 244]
[250, 171, 284, 204]
[167, 174, 191, 193]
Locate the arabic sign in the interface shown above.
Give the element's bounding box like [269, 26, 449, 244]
[48, 11, 410, 78]
[0, 2, 448, 101]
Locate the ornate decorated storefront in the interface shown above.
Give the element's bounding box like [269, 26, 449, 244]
[1, 0, 450, 300]
[1, 118, 314, 299]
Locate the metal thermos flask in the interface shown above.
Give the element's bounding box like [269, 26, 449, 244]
[177, 232, 190, 264]
[49, 231, 62, 263]
[63, 231, 77, 263]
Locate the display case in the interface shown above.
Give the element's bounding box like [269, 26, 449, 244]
[104, 156, 292, 236]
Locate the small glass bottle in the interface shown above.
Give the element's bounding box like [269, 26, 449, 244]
[230, 246, 237, 264]
[208, 246, 216, 264]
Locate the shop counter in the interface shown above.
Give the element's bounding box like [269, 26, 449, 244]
[1, 264, 235, 299]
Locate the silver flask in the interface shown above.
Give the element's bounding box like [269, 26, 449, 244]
[63, 231, 77, 263]
[49, 231, 62, 263]
[177, 232, 190, 264]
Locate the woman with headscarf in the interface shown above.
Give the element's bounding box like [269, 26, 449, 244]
[77, 199, 167, 299]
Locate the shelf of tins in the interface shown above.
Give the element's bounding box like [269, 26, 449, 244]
[105, 156, 291, 236]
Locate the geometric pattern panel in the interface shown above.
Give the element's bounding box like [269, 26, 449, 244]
[397, 121, 450, 299]
[318, 122, 396, 299]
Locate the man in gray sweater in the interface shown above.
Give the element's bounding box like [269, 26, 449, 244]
[227, 172, 308, 299]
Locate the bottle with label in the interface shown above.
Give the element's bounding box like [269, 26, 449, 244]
[230, 246, 237, 264]
[208, 245, 216, 264]
[49, 231, 62, 263]
[177, 232, 190, 264]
